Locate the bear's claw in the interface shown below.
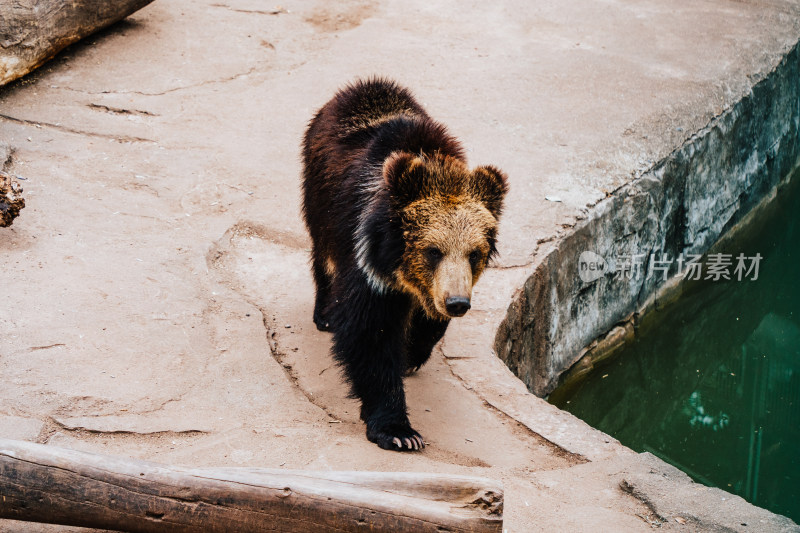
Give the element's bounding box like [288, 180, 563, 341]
[405, 365, 422, 376]
[367, 425, 425, 451]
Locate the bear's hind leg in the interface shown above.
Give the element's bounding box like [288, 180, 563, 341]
[406, 309, 449, 373]
[311, 254, 334, 331]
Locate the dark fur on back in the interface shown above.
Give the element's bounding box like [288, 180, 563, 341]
[301, 78, 506, 451]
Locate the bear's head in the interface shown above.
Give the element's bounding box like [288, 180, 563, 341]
[384, 152, 508, 320]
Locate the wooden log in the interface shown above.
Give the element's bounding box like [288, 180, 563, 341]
[0, 0, 156, 86]
[0, 438, 503, 532]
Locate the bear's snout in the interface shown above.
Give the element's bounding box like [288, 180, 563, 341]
[445, 296, 471, 317]
[434, 255, 474, 318]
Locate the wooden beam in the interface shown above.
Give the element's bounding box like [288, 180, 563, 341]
[0, 0, 156, 86]
[0, 438, 503, 532]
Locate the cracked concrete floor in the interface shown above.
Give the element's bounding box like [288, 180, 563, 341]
[2, 0, 799, 531]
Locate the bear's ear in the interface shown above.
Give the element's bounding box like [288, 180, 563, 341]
[470, 165, 509, 218]
[383, 151, 425, 207]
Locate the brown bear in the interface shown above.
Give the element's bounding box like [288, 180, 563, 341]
[301, 78, 508, 451]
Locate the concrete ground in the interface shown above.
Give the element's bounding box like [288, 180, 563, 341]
[1, 0, 799, 531]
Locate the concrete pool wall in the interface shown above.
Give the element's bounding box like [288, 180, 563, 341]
[495, 41, 800, 398]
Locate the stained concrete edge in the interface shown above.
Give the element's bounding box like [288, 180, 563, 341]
[496, 37, 800, 397]
[617, 453, 798, 532]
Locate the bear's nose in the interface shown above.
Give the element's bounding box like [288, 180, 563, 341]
[445, 296, 471, 317]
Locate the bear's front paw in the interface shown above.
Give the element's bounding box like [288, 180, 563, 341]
[366, 423, 425, 451]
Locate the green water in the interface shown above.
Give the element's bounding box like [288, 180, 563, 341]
[553, 171, 800, 522]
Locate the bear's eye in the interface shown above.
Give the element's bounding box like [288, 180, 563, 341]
[469, 250, 482, 266]
[424, 247, 443, 263]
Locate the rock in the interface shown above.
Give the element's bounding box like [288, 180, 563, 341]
[0, 144, 24, 227]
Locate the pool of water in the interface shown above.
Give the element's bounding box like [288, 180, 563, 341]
[552, 168, 800, 522]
